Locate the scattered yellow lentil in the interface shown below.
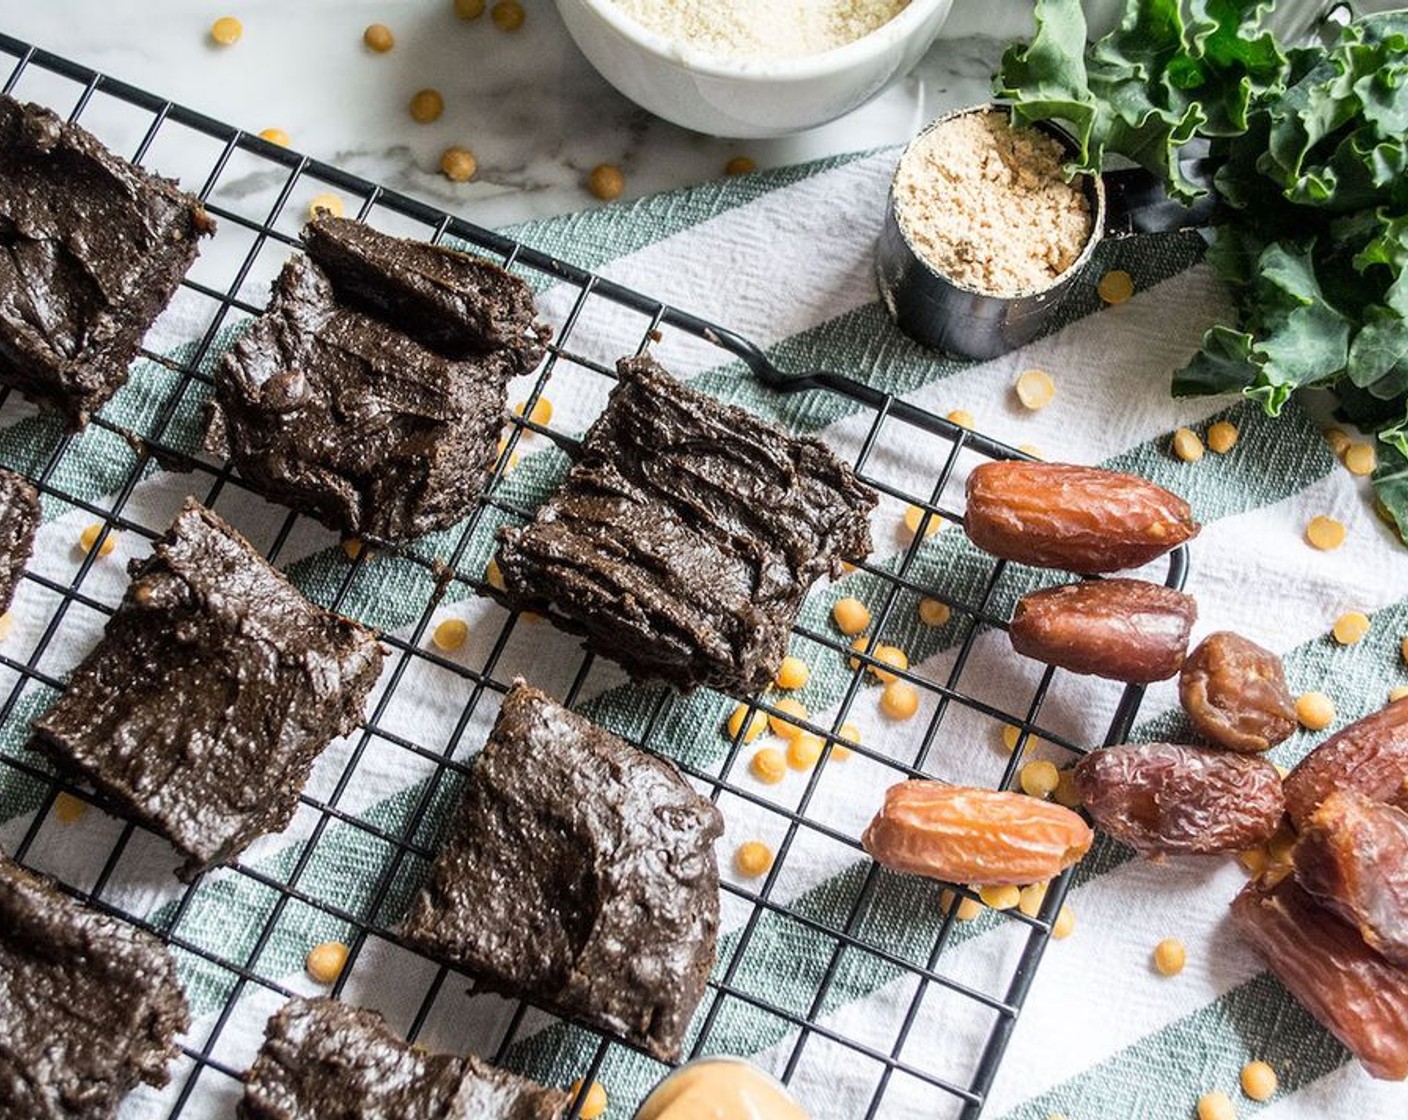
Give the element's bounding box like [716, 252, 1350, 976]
[342, 538, 369, 561]
[1345, 442, 1377, 476]
[258, 127, 290, 147]
[1153, 937, 1187, 976]
[305, 940, 350, 984]
[587, 163, 625, 201]
[1390, 685, 1408, 704]
[979, 884, 1021, 910]
[947, 408, 975, 428]
[570, 1079, 608, 1120]
[53, 791, 87, 824]
[1306, 515, 1346, 550]
[833, 721, 860, 761]
[309, 192, 345, 220]
[918, 597, 951, 626]
[1018, 443, 1044, 459]
[1017, 881, 1048, 918]
[210, 16, 243, 46]
[1296, 690, 1336, 731]
[454, 0, 486, 19]
[1052, 903, 1076, 939]
[1000, 723, 1023, 753]
[363, 23, 395, 52]
[750, 747, 786, 785]
[787, 733, 824, 771]
[734, 840, 774, 878]
[409, 89, 445, 123]
[850, 633, 873, 670]
[484, 557, 505, 591]
[725, 156, 757, 176]
[903, 503, 942, 540]
[726, 703, 768, 743]
[867, 644, 909, 684]
[1197, 1089, 1237, 1120]
[1402, 635, 1408, 665]
[942, 889, 983, 921]
[832, 597, 871, 635]
[491, 0, 525, 31]
[1206, 420, 1239, 454]
[431, 618, 469, 652]
[775, 655, 810, 690]
[1331, 610, 1371, 645]
[1171, 427, 1205, 463]
[514, 396, 553, 426]
[880, 680, 920, 720]
[1097, 268, 1134, 304]
[496, 437, 520, 471]
[1014, 368, 1055, 410]
[79, 523, 116, 557]
[1240, 1061, 1277, 1103]
[768, 697, 809, 739]
[1053, 768, 1082, 808]
[1324, 427, 1352, 458]
[1020, 760, 1060, 798]
[440, 146, 478, 182]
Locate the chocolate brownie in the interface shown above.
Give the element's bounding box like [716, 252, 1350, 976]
[0, 851, 189, 1119]
[493, 354, 877, 693]
[239, 997, 568, 1120]
[0, 95, 214, 429]
[0, 467, 39, 613]
[31, 499, 384, 879]
[210, 217, 549, 542]
[402, 682, 723, 1061]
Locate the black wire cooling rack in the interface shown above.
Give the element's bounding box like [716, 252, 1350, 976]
[0, 33, 1188, 1120]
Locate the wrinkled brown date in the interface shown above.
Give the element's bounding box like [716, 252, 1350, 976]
[1074, 742, 1284, 855]
[1284, 697, 1408, 829]
[1294, 790, 1408, 968]
[964, 461, 1199, 574]
[862, 782, 1093, 887]
[1009, 579, 1196, 683]
[1231, 875, 1408, 1081]
[1178, 631, 1296, 753]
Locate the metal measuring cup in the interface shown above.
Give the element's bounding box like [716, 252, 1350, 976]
[875, 103, 1217, 361]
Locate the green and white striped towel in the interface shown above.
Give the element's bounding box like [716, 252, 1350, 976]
[1, 142, 1405, 1120]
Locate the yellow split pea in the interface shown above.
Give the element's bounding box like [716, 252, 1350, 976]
[1014, 368, 1055, 410]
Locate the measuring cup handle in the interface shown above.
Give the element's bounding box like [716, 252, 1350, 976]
[1102, 146, 1220, 238]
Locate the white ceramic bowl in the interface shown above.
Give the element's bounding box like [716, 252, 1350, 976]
[554, 0, 955, 138]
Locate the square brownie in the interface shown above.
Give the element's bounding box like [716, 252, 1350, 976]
[0, 467, 40, 613]
[0, 851, 189, 1119]
[210, 216, 549, 542]
[402, 682, 723, 1062]
[239, 997, 568, 1120]
[493, 355, 877, 693]
[0, 96, 214, 429]
[31, 499, 384, 879]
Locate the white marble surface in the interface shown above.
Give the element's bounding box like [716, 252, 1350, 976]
[0, 0, 1027, 228]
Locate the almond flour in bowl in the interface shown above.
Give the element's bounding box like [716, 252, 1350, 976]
[607, 0, 912, 60]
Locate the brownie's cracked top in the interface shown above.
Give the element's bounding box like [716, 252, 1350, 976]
[0, 850, 189, 1119]
[493, 355, 877, 693]
[0, 95, 214, 429]
[31, 499, 384, 879]
[239, 997, 568, 1120]
[0, 467, 39, 613]
[210, 216, 549, 542]
[402, 682, 723, 1062]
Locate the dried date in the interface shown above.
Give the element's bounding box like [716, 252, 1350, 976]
[1009, 578, 1196, 683]
[1293, 790, 1408, 967]
[861, 782, 1093, 887]
[1074, 742, 1284, 856]
[1178, 631, 1296, 753]
[1231, 875, 1408, 1081]
[964, 461, 1199, 574]
[1284, 696, 1408, 829]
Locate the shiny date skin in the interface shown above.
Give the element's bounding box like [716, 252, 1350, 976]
[1178, 631, 1296, 753]
[1074, 742, 1284, 856]
[1294, 790, 1408, 968]
[862, 782, 1093, 888]
[964, 461, 1199, 574]
[1232, 875, 1408, 1081]
[1284, 697, 1408, 829]
[1009, 578, 1196, 683]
